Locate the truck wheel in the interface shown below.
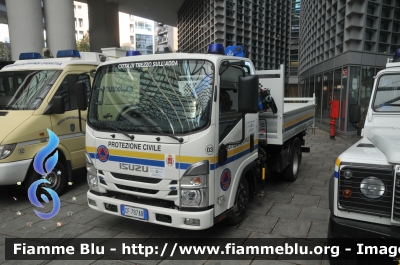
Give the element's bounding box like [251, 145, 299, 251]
[24, 161, 68, 196]
[282, 138, 301, 182]
[224, 177, 249, 226]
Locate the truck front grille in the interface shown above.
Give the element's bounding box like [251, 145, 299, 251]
[338, 166, 393, 217]
[107, 191, 176, 209]
[115, 184, 159, 195]
[111, 172, 161, 184]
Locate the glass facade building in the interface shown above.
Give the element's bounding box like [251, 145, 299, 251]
[299, 0, 395, 136]
[288, 0, 301, 96]
[177, 0, 291, 74]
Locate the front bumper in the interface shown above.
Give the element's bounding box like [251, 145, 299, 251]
[87, 190, 214, 230]
[329, 214, 400, 239]
[0, 159, 32, 185]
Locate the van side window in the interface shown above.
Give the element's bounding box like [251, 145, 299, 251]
[53, 74, 90, 111]
[78, 74, 91, 105]
[219, 67, 243, 142]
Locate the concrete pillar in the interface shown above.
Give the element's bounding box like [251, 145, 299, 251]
[44, 0, 76, 55]
[87, 0, 120, 52]
[5, 0, 44, 61]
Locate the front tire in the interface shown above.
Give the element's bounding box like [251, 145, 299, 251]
[224, 177, 249, 225]
[24, 161, 68, 196]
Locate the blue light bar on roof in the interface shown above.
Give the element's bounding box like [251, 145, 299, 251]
[126, 50, 141, 56]
[19, 52, 41, 60]
[225, 46, 246, 58]
[208, 44, 225, 55]
[57, 49, 81, 58]
[393, 48, 400, 62]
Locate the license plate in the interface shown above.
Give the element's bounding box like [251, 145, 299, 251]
[121, 205, 148, 220]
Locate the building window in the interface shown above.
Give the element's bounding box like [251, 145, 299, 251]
[365, 30, 373, 41]
[130, 24, 134, 33]
[135, 21, 144, 29]
[78, 19, 83, 28]
[136, 34, 153, 54]
[145, 22, 153, 32]
[364, 41, 373, 51]
[380, 32, 389, 43]
[378, 44, 388, 53]
[393, 22, 400, 32]
[290, 62, 298, 76]
[382, 7, 391, 18]
[366, 17, 374, 28]
[367, 4, 375, 15]
[380, 19, 390, 31]
[130, 15, 134, 21]
[130, 36, 134, 44]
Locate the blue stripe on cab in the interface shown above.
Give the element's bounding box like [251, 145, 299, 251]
[109, 156, 165, 167]
[90, 152, 164, 167]
[334, 171, 339, 178]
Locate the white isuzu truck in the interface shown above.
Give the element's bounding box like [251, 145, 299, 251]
[76, 44, 315, 230]
[329, 51, 400, 262]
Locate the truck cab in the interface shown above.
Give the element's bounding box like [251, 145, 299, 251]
[329, 50, 400, 252]
[82, 44, 314, 230]
[0, 50, 105, 194]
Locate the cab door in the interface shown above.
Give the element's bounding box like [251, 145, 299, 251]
[50, 73, 91, 169]
[214, 66, 245, 217]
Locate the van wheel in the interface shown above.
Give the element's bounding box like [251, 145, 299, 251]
[224, 177, 249, 226]
[282, 138, 301, 182]
[25, 161, 67, 196]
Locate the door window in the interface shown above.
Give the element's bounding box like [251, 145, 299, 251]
[53, 74, 90, 111]
[219, 66, 244, 142]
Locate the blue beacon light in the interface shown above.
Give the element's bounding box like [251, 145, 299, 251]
[19, 52, 41, 60]
[126, 51, 141, 56]
[57, 50, 81, 58]
[208, 44, 225, 55]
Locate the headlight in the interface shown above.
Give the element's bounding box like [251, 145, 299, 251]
[343, 170, 352, 179]
[86, 162, 99, 191]
[360, 176, 385, 199]
[180, 175, 208, 208]
[0, 144, 16, 160]
[181, 189, 208, 207]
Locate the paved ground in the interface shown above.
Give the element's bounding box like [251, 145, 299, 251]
[0, 129, 359, 265]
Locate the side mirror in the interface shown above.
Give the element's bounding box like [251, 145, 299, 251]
[52, 96, 65, 114]
[238, 75, 259, 113]
[89, 69, 96, 79]
[75, 81, 88, 111]
[349, 104, 361, 124]
[218, 145, 228, 165]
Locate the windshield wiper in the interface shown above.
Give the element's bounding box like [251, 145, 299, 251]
[151, 128, 184, 143]
[133, 125, 183, 143]
[92, 117, 135, 141]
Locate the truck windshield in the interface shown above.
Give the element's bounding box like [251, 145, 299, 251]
[373, 74, 400, 112]
[0, 70, 61, 110]
[88, 60, 214, 134]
